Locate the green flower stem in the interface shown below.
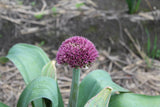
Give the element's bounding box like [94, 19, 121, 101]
[68, 68, 81, 107]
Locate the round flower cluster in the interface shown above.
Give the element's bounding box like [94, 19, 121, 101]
[56, 36, 98, 68]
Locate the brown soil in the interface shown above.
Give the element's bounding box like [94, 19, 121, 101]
[0, 0, 160, 107]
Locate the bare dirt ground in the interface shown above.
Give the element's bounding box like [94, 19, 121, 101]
[0, 0, 160, 107]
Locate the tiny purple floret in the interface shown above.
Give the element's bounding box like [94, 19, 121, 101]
[56, 36, 98, 68]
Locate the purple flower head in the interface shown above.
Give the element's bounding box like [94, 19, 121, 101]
[56, 36, 98, 68]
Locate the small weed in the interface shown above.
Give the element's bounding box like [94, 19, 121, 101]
[16, 0, 23, 5]
[0, 57, 9, 64]
[146, 28, 150, 55]
[52, 7, 57, 16]
[76, 3, 85, 9]
[145, 28, 160, 67]
[146, 29, 160, 58]
[34, 13, 44, 19]
[31, 1, 36, 6]
[0, 34, 3, 38]
[126, 0, 141, 14]
[38, 41, 45, 47]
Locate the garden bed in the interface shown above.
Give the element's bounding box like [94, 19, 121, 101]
[0, 0, 160, 107]
[1, 46, 160, 106]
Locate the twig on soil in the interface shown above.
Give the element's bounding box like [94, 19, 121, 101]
[108, 62, 113, 73]
[101, 50, 123, 68]
[144, 0, 153, 10]
[0, 15, 21, 24]
[119, 40, 139, 59]
[58, 77, 72, 82]
[124, 28, 147, 59]
[6, 71, 20, 81]
[41, 0, 47, 11]
[20, 27, 40, 35]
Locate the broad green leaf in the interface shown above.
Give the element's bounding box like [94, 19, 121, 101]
[85, 87, 112, 107]
[77, 70, 129, 107]
[32, 99, 43, 107]
[109, 93, 160, 107]
[17, 77, 58, 107]
[0, 102, 9, 107]
[41, 60, 56, 80]
[41, 60, 64, 107]
[0, 57, 9, 64]
[6, 43, 64, 107]
[7, 43, 50, 107]
[6, 43, 50, 84]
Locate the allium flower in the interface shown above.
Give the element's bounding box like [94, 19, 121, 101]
[56, 36, 98, 68]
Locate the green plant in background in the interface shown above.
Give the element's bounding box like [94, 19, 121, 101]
[0, 36, 160, 107]
[0, 57, 9, 64]
[0, 34, 3, 38]
[34, 13, 44, 19]
[38, 41, 45, 47]
[16, 0, 23, 5]
[31, 1, 36, 6]
[145, 28, 159, 67]
[126, 0, 141, 14]
[146, 28, 160, 59]
[52, 7, 57, 16]
[76, 3, 85, 9]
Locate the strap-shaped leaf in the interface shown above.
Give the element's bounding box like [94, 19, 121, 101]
[41, 60, 56, 80]
[77, 70, 129, 107]
[109, 93, 160, 107]
[6, 44, 63, 107]
[6, 43, 50, 84]
[0, 102, 9, 107]
[85, 87, 112, 107]
[6, 43, 51, 107]
[41, 60, 64, 107]
[17, 76, 58, 107]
